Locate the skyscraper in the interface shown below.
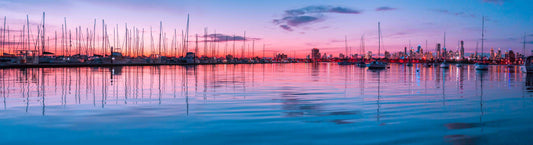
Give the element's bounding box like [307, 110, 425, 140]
[490, 48, 495, 59]
[460, 40, 464, 59]
[311, 48, 320, 61]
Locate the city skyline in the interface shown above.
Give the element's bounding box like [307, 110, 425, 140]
[1, 0, 532, 58]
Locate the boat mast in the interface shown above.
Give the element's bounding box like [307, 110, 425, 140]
[159, 21, 162, 56]
[125, 23, 128, 56]
[243, 31, 246, 58]
[173, 29, 176, 57]
[204, 28, 207, 57]
[476, 41, 479, 59]
[185, 14, 190, 55]
[42, 12, 45, 55]
[61, 25, 63, 56]
[86, 28, 89, 55]
[102, 20, 105, 56]
[150, 26, 153, 55]
[252, 39, 255, 58]
[92, 19, 96, 56]
[69, 30, 71, 57]
[378, 22, 381, 59]
[233, 34, 235, 57]
[481, 16, 484, 59]
[345, 35, 348, 59]
[142, 28, 144, 57]
[195, 34, 199, 56]
[2, 16, 5, 56]
[55, 31, 57, 55]
[26, 15, 30, 52]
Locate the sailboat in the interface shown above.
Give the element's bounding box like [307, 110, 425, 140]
[367, 22, 386, 69]
[475, 16, 489, 70]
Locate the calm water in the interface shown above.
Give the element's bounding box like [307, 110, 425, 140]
[1, 63, 532, 145]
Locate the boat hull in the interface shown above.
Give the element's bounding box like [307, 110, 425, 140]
[367, 64, 386, 69]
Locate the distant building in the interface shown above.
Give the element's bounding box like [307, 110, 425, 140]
[339, 53, 345, 59]
[460, 40, 465, 59]
[384, 51, 391, 59]
[311, 48, 320, 61]
[442, 47, 448, 59]
[508, 50, 515, 63]
[490, 48, 495, 59]
[436, 43, 441, 58]
[275, 53, 288, 60]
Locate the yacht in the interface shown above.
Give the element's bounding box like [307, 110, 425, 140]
[368, 22, 387, 70]
[338, 61, 354, 65]
[367, 61, 387, 69]
[475, 16, 489, 71]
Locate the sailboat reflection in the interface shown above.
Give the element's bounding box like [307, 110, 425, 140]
[376, 70, 383, 125]
[443, 70, 485, 144]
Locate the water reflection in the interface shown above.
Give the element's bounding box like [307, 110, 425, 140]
[0, 64, 531, 144]
[526, 74, 533, 92]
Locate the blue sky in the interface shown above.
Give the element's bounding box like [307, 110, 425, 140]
[1, 0, 532, 57]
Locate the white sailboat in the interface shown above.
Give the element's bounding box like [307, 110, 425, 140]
[367, 22, 386, 69]
[475, 16, 489, 70]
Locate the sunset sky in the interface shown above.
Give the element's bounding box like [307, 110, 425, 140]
[1, 0, 532, 57]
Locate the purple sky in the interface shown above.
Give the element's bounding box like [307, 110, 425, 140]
[0, 0, 532, 57]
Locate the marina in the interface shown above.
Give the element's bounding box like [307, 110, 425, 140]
[1, 0, 532, 144]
